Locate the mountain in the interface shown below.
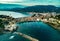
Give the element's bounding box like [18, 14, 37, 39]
[55, 7, 60, 13]
[0, 3, 26, 11]
[20, 5, 57, 13]
[0, 4, 60, 13]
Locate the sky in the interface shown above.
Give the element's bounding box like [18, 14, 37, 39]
[0, 0, 60, 6]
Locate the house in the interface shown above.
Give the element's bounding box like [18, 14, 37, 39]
[4, 24, 17, 32]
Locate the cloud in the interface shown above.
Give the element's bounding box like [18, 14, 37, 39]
[0, 0, 24, 3]
[0, 0, 60, 6]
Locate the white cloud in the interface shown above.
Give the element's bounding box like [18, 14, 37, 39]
[0, 0, 24, 3]
[0, 0, 60, 6]
[0, 0, 15, 1]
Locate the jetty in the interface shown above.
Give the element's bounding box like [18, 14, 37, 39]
[13, 32, 39, 41]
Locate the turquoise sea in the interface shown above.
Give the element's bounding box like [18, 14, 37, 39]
[0, 22, 60, 41]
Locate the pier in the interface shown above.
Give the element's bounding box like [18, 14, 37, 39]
[13, 32, 39, 41]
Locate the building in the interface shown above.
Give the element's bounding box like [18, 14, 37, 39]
[4, 24, 17, 32]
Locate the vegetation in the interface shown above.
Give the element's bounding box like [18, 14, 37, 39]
[55, 15, 60, 20]
[0, 19, 5, 34]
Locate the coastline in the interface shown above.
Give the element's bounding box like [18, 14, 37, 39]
[45, 22, 60, 32]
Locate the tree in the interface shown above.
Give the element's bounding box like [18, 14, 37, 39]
[0, 19, 5, 34]
[0, 19, 4, 28]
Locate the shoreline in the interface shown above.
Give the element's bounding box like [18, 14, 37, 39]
[45, 22, 60, 32]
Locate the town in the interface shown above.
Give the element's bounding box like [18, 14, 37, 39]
[0, 12, 60, 33]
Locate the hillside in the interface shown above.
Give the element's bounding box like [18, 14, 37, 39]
[0, 3, 26, 11]
[20, 5, 60, 13]
[0, 4, 60, 13]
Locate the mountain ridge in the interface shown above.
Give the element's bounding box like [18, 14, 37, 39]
[20, 5, 60, 13]
[0, 4, 60, 13]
